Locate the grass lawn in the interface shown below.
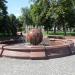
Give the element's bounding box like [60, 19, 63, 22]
[43, 31, 75, 36]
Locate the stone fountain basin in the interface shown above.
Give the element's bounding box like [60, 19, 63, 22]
[0, 39, 74, 59]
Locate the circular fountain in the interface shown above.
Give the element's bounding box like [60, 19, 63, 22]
[0, 29, 74, 59]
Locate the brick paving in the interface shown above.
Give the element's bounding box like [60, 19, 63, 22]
[0, 37, 75, 75]
[0, 55, 75, 75]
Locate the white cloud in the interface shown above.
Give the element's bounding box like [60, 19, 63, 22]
[15, 13, 21, 17]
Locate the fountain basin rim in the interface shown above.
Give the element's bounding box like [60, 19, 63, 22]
[3, 43, 73, 52]
[1, 39, 74, 59]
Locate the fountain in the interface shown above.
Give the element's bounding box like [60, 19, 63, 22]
[0, 29, 74, 59]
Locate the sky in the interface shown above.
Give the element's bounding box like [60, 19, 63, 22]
[6, 0, 31, 17]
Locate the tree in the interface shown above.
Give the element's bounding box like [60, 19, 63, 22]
[46, 0, 75, 35]
[58, 0, 75, 35]
[21, 7, 33, 32]
[0, 0, 8, 35]
[16, 18, 23, 32]
[8, 14, 18, 36]
[30, 0, 52, 31]
[21, 0, 75, 35]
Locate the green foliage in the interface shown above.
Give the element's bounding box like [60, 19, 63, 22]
[20, 0, 75, 35]
[0, 0, 23, 36]
[21, 7, 33, 26]
[8, 14, 23, 36]
[0, 0, 8, 34]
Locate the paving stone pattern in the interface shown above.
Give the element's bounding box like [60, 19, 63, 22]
[0, 56, 75, 75]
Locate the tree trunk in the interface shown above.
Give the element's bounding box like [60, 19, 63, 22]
[47, 29, 49, 34]
[69, 27, 72, 35]
[63, 24, 66, 36]
[54, 22, 57, 34]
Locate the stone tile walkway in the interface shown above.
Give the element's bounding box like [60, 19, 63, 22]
[0, 55, 75, 75]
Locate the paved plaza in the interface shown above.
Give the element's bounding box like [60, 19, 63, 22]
[0, 38, 75, 75]
[0, 55, 75, 75]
